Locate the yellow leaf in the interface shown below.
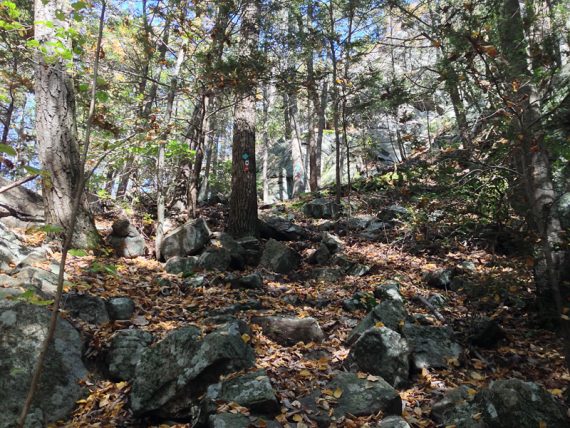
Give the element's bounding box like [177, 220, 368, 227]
[333, 387, 343, 398]
[323, 388, 334, 396]
[470, 371, 484, 381]
[241, 333, 251, 343]
[374, 321, 385, 328]
[548, 388, 563, 397]
[116, 381, 128, 390]
[299, 369, 312, 377]
[292, 414, 304, 422]
[467, 388, 477, 396]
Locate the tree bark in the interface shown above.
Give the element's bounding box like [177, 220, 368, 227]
[228, 0, 261, 237]
[34, 0, 100, 249]
[499, 0, 570, 366]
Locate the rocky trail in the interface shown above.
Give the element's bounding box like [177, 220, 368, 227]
[1, 178, 569, 427]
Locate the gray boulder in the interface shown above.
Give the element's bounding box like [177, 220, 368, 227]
[199, 247, 231, 271]
[346, 263, 371, 277]
[260, 239, 300, 274]
[165, 256, 199, 276]
[14, 266, 60, 298]
[0, 176, 44, 229]
[106, 297, 136, 321]
[236, 236, 262, 266]
[374, 282, 404, 302]
[378, 205, 411, 223]
[303, 198, 342, 219]
[208, 413, 251, 428]
[106, 329, 153, 381]
[130, 321, 255, 419]
[424, 268, 455, 290]
[300, 372, 401, 426]
[402, 324, 462, 369]
[346, 300, 408, 345]
[433, 380, 569, 428]
[107, 219, 146, 258]
[307, 243, 331, 265]
[0, 223, 29, 270]
[253, 316, 324, 346]
[311, 267, 343, 282]
[347, 327, 409, 388]
[329, 372, 401, 418]
[205, 370, 279, 415]
[63, 293, 110, 325]
[431, 385, 479, 428]
[477, 379, 568, 428]
[231, 272, 263, 289]
[321, 232, 343, 253]
[380, 416, 411, 428]
[160, 218, 211, 261]
[0, 300, 87, 427]
[259, 216, 308, 241]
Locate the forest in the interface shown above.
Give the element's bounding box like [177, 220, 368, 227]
[0, 0, 569, 427]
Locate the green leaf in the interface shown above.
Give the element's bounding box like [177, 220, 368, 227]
[69, 249, 88, 257]
[71, 1, 87, 11]
[38, 224, 64, 234]
[23, 165, 41, 175]
[26, 39, 40, 48]
[78, 83, 89, 92]
[0, 144, 17, 156]
[55, 10, 65, 21]
[96, 91, 109, 103]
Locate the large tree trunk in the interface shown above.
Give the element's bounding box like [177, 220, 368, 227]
[228, 0, 260, 238]
[499, 0, 570, 366]
[34, 0, 100, 249]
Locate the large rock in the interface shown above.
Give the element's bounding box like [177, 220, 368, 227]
[346, 300, 408, 346]
[130, 321, 255, 420]
[106, 329, 153, 381]
[0, 176, 44, 228]
[204, 370, 279, 415]
[380, 416, 411, 428]
[106, 297, 135, 320]
[378, 205, 411, 223]
[347, 327, 409, 388]
[199, 247, 231, 271]
[402, 324, 462, 370]
[14, 266, 60, 298]
[321, 232, 343, 254]
[208, 413, 251, 428]
[236, 236, 262, 266]
[160, 218, 211, 261]
[0, 223, 31, 270]
[106, 219, 146, 258]
[260, 239, 300, 274]
[432, 380, 569, 428]
[63, 293, 110, 325]
[300, 372, 401, 426]
[307, 243, 331, 265]
[259, 216, 308, 241]
[0, 300, 87, 427]
[253, 316, 324, 346]
[374, 281, 404, 302]
[303, 198, 342, 219]
[231, 272, 263, 290]
[477, 379, 569, 428]
[164, 256, 199, 276]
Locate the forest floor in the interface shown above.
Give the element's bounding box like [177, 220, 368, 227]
[50, 156, 569, 427]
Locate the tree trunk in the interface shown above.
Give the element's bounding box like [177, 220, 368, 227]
[499, 0, 570, 366]
[228, 0, 260, 238]
[34, 0, 100, 249]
